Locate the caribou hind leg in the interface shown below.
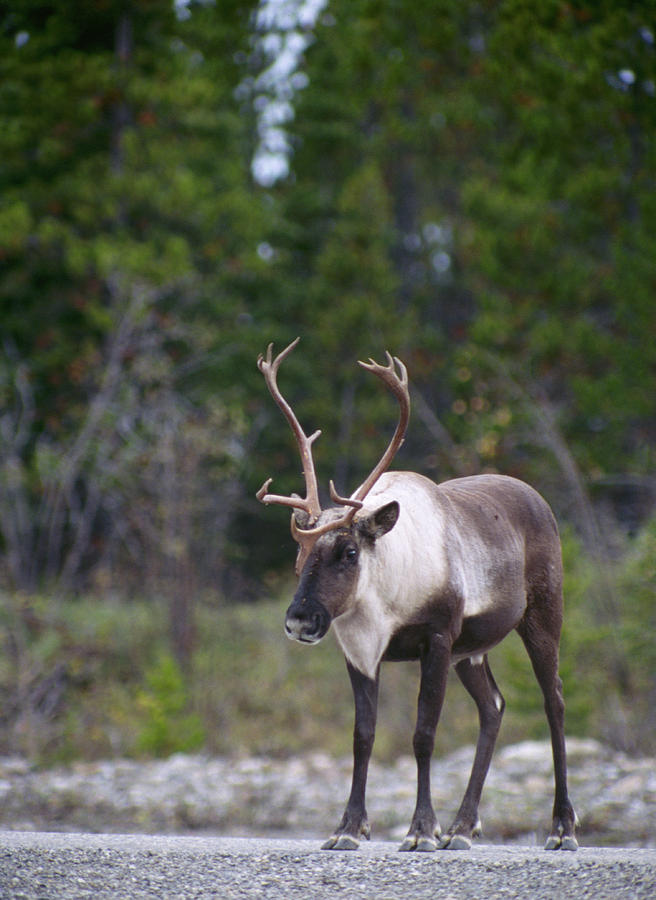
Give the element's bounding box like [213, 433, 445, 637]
[517, 609, 578, 851]
[437, 654, 505, 850]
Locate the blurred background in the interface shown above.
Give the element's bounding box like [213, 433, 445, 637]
[0, 0, 654, 768]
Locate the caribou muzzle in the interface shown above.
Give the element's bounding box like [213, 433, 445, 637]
[284, 596, 331, 644]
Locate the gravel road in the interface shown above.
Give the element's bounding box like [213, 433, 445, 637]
[2, 832, 655, 900]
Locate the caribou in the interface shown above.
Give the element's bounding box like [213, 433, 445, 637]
[256, 338, 578, 852]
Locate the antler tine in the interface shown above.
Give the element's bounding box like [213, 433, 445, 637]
[352, 351, 410, 504]
[255, 479, 314, 515]
[257, 335, 300, 377]
[358, 351, 409, 395]
[256, 338, 323, 522]
[329, 480, 364, 511]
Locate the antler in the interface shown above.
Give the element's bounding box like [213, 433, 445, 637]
[292, 352, 409, 537]
[352, 352, 409, 502]
[256, 341, 410, 575]
[256, 337, 322, 522]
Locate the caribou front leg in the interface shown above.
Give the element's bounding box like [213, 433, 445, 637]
[400, 633, 451, 852]
[322, 662, 379, 850]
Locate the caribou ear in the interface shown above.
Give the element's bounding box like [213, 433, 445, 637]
[357, 501, 400, 540]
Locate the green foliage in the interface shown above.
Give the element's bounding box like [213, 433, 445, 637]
[1, 0, 655, 760]
[0, 0, 270, 595]
[2, 518, 655, 764]
[457, 1, 656, 475]
[0, 592, 158, 761]
[135, 654, 205, 757]
[614, 517, 656, 745]
[264, 0, 656, 519]
[0, 589, 474, 762]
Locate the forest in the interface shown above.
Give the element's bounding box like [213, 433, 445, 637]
[0, 0, 655, 763]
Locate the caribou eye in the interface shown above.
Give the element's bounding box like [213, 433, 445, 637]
[344, 545, 358, 562]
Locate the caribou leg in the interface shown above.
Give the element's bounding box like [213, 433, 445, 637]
[322, 662, 380, 850]
[517, 613, 578, 851]
[437, 655, 505, 849]
[400, 633, 451, 852]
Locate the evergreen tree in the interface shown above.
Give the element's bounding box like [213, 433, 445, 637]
[0, 1, 267, 614]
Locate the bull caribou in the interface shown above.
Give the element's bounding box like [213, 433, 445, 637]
[256, 338, 578, 852]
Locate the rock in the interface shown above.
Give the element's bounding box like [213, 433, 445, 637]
[0, 741, 653, 846]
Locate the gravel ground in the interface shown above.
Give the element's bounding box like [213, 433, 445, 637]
[2, 834, 656, 900]
[1, 739, 654, 848]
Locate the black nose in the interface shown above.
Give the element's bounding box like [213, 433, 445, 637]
[284, 599, 330, 644]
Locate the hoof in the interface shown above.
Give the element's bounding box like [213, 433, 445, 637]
[544, 834, 578, 852]
[399, 833, 439, 852]
[416, 836, 438, 852]
[438, 833, 472, 851]
[399, 835, 417, 852]
[322, 834, 360, 851]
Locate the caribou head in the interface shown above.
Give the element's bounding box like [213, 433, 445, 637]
[256, 338, 409, 643]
